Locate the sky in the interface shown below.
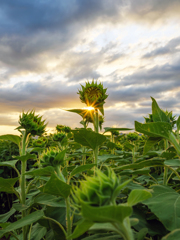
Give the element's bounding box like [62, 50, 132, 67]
[0, 0, 180, 135]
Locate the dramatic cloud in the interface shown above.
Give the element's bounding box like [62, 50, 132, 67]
[0, 0, 180, 134]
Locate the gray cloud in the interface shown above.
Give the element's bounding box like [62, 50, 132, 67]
[143, 37, 180, 58]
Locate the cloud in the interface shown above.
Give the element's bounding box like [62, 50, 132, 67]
[143, 36, 180, 58]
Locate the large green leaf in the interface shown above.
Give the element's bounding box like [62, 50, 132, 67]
[0, 134, 21, 148]
[144, 185, 180, 231]
[70, 164, 96, 177]
[0, 208, 16, 223]
[72, 129, 106, 150]
[98, 154, 123, 163]
[162, 229, 180, 240]
[0, 177, 19, 194]
[33, 193, 65, 207]
[68, 219, 93, 239]
[54, 149, 66, 165]
[0, 160, 18, 169]
[0, 210, 44, 238]
[13, 153, 37, 162]
[81, 204, 132, 223]
[164, 159, 180, 167]
[143, 137, 162, 155]
[115, 159, 164, 171]
[151, 97, 169, 122]
[39, 173, 71, 198]
[135, 121, 172, 139]
[25, 166, 55, 176]
[127, 189, 152, 206]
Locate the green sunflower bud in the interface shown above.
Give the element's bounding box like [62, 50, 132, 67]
[32, 136, 47, 148]
[17, 110, 47, 136]
[40, 148, 64, 167]
[72, 167, 123, 210]
[78, 80, 108, 114]
[53, 132, 66, 142]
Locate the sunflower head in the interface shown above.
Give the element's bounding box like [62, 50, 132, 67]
[78, 80, 108, 115]
[71, 167, 121, 210]
[17, 110, 47, 136]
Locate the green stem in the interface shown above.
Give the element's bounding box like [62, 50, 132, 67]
[65, 198, 72, 239]
[82, 146, 86, 165]
[111, 132, 114, 155]
[166, 171, 174, 185]
[112, 220, 134, 240]
[20, 131, 28, 240]
[166, 165, 180, 181]
[55, 166, 71, 239]
[93, 109, 99, 166]
[163, 167, 168, 185]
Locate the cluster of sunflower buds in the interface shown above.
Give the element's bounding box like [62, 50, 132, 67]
[72, 167, 123, 210]
[78, 80, 108, 114]
[17, 110, 47, 136]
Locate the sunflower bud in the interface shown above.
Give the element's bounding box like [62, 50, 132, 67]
[17, 110, 47, 136]
[53, 133, 66, 142]
[72, 167, 123, 210]
[40, 148, 64, 167]
[78, 80, 108, 114]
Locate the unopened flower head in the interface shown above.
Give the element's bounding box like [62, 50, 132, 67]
[41, 148, 63, 167]
[17, 110, 47, 136]
[78, 80, 108, 114]
[72, 167, 121, 210]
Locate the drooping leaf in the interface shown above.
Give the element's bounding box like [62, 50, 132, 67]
[30, 223, 47, 240]
[39, 173, 71, 198]
[13, 153, 37, 162]
[0, 160, 20, 176]
[0, 208, 16, 223]
[144, 185, 180, 231]
[135, 121, 172, 139]
[151, 97, 169, 122]
[0, 210, 44, 238]
[115, 159, 164, 171]
[0, 134, 21, 148]
[124, 141, 135, 151]
[103, 127, 133, 134]
[128, 189, 152, 206]
[98, 154, 123, 163]
[72, 129, 106, 150]
[12, 203, 29, 211]
[0, 177, 19, 194]
[70, 164, 96, 178]
[25, 166, 55, 176]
